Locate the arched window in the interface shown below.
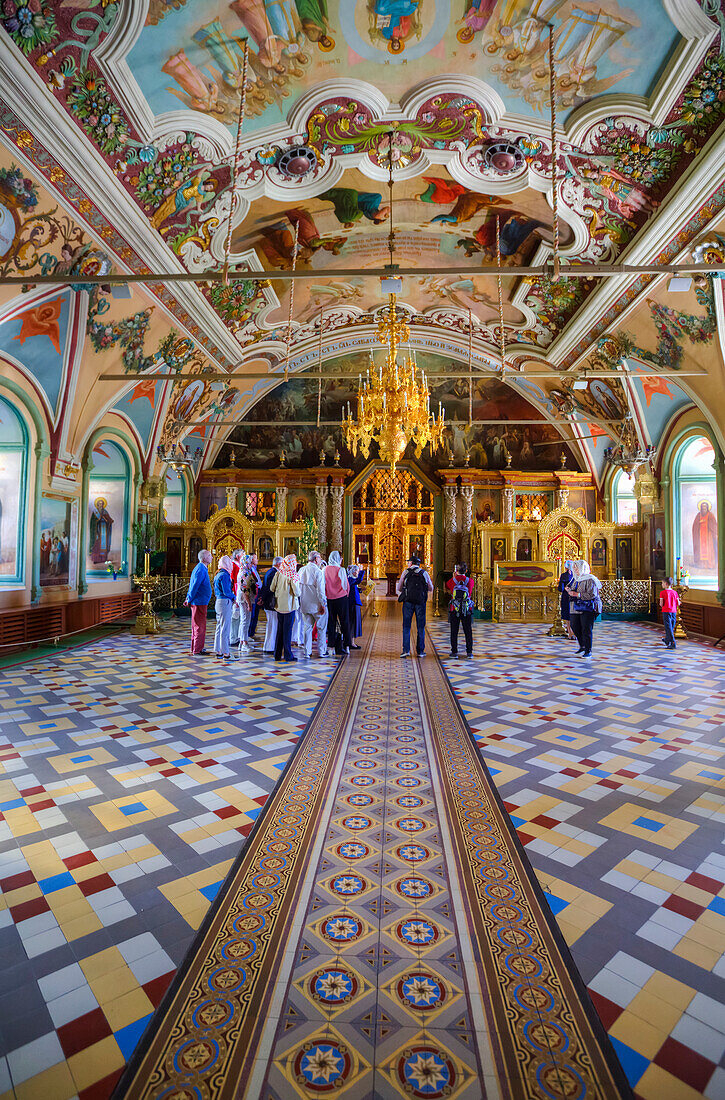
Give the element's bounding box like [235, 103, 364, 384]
[164, 469, 185, 524]
[613, 471, 637, 524]
[87, 440, 130, 579]
[675, 435, 718, 589]
[0, 394, 28, 584]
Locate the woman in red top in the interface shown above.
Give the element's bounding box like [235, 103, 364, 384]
[446, 563, 475, 658]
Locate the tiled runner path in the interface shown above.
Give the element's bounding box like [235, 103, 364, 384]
[118, 606, 627, 1100]
[427, 616, 725, 1100]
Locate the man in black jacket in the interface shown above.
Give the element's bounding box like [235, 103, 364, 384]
[396, 556, 434, 658]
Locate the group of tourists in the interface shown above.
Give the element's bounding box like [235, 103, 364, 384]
[184, 548, 366, 663]
[187, 550, 681, 668]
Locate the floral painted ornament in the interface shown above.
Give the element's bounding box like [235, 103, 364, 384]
[2, 0, 56, 55]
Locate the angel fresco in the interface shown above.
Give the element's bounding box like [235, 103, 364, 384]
[162, 50, 226, 114]
[484, 1, 635, 111]
[150, 170, 217, 234]
[256, 208, 346, 269]
[429, 191, 509, 226]
[578, 166, 657, 220]
[456, 212, 546, 262]
[319, 188, 390, 228]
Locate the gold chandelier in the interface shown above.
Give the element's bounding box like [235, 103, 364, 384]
[342, 290, 446, 472]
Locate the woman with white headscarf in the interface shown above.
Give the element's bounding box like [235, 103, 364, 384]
[324, 550, 352, 655]
[213, 555, 236, 661]
[566, 560, 602, 659]
[271, 554, 301, 662]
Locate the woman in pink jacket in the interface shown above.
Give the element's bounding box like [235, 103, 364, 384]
[324, 551, 353, 655]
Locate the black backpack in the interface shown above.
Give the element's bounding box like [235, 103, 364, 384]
[402, 569, 428, 605]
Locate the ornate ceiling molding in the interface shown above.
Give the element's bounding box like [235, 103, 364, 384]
[552, 126, 725, 369]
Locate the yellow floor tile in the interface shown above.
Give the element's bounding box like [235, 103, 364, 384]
[102, 987, 154, 1030]
[15, 1061, 77, 1100]
[626, 989, 685, 1033]
[609, 1012, 669, 1059]
[674, 939, 720, 970]
[89, 964, 138, 1003]
[68, 1035, 125, 1092]
[640, 973, 694, 1012]
[3, 884, 41, 907]
[59, 912, 103, 940]
[636, 1064, 704, 1100]
[79, 945, 126, 981]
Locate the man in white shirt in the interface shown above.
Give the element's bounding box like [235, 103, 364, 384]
[297, 551, 329, 658]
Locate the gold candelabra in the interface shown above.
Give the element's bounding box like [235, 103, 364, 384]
[546, 579, 568, 637]
[130, 551, 162, 636]
[674, 560, 689, 640]
[342, 293, 446, 473]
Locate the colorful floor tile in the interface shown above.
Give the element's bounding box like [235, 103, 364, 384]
[428, 615, 725, 1100]
[0, 624, 337, 1100]
[118, 607, 627, 1100]
[3, 608, 724, 1099]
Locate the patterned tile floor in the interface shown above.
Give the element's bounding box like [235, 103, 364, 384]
[2, 611, 724, 1098]
[428, 615, 725, 1100]
[119, 605, 625, 1100]
[0, 622, 337, 1100]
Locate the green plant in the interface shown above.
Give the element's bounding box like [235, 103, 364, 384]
[298, 513, 319, 562]
[129, 516, 165, 569]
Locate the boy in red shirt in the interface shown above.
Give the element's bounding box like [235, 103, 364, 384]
[659, 578, 680, 650]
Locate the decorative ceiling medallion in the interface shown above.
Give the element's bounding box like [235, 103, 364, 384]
[483, 142, 525, 176]
[277, 145, 318, 179]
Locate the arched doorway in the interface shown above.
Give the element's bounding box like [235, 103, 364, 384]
[351, 465, 435, 579]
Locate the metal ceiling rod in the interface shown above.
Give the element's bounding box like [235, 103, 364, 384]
[198, 419, 607, 427]
[1, 263, 723, 286]
[100, 370, 707, 381]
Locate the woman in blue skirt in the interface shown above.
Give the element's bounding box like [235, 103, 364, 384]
[347, 563, 366, 649]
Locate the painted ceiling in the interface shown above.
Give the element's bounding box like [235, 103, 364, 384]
[1, 0, 725, 484]
[129, 0, 677, 130]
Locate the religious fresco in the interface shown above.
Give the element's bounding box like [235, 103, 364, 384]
[0, 7, 722, 374]
[0, 447, 23, 578]
[0, 290, 73, 416]
[214, 351, 580, 472]
[228, 168, 561, 338]
[86, 441, 128, 576]
[199, 484, 227, 520]
[122, 0, 675, 129]
[39, 495, 73, 587]
[475, 491, 500, 523]
[678, 435, 719, 589]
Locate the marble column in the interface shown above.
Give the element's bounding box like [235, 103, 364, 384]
[315, 485, 329, 549]
[460, 485, 474, 567]
[276, 486, 288, 525]
[443, 486, 458, 571]
[503, 486, 514, 524]
[330, 486, 344, 554]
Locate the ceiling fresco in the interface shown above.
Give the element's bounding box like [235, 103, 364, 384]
[1, 0, 725, 488]
[212, 349, 582, 473]
[0, 0, 722, 364]
[127, 0, 677, 129]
